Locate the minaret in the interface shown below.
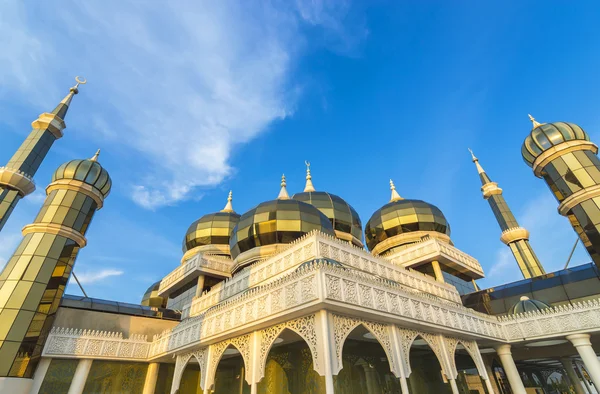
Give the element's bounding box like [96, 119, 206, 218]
[469, 149, 546, 278]
[522, 116, 600, 269]
[0, 150, 110, 380]
[0, 77, 86, 231]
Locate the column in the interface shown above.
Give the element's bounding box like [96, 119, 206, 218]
[390, 326, 410, 394]
[195, 275, 205, 297]
[317, 310, 335, 394]
[431, 261, 445, 283]
[249, 331, 260, 394]
[448, 377, 459, 394]
[568, 334, 600, 389]
[67, 359, 92, 394]
[142, 363, 159, 394]
[576, 362, 595, 394]
[561, 359, 586, 394]
[482, 355, 502, 394]
[29, 358, 51, 394]
[495, 344, 526, 394]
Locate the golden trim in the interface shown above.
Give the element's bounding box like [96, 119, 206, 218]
[22, 223, 87, 247]
[232, 244, 288, 272]
[46, 179, 104, 209]
[481, 182, 502, 199]
[0, 167, 36, 196]
[558, 184, 600, 216]
[500, 227, 530, 245]
[532, 140, 598, 177]
[372, 231, 451, 256]
[181, 244, 231, 263]
[31, 112, 65, 139]
[333, 230, 364, 248]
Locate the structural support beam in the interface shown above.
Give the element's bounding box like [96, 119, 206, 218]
[67, 359, 92, 394]
[562, 358, 586, 394]
[142, 362, 159, 394]
[29, 358, 51, 394]
[495, 345, 526, 394]
[316, 310, 335, 394]
[568, 334, 600, 389]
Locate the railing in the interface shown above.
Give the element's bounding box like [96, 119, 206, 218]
[159, 254, 233, 294]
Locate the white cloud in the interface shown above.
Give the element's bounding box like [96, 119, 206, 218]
[75, 269, 124, 285]
[0, 1, 364, 209]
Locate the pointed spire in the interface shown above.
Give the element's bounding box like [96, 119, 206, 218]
[389, 179, 403, 202]
[467, 148, 491, 184]
[528, 114, 542, 129]
[90, 149, 100, 162]
[304, 161, 316, 192]
[52, 76, 86, 120]
[221, 190, 235, 213]
[278, 174, 289, 200]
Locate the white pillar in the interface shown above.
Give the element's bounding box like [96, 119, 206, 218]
[449, 377, 459, 394]
[29, 357, 52, 394]
[390, 326, 410, 394]
[482, 376, 495, 394]
[142, 362, 160, 394]
[67, 359, 92, 394]
[495, 344, 526, 394]
[568, 334, 600, 389]
[576, 362, 596, 394]
[249, 331, 260, 394]
[317, 310, 335, 394]
[195, 275, 205, 297]
[562, 359, 586, 394]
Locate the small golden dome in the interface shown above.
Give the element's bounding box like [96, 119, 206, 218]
[52, 150, 111, 198]
[522, 118, 589, 166]
[141, 281, 166, 308]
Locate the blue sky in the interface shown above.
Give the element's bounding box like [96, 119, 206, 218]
[1, 1, 600, 304]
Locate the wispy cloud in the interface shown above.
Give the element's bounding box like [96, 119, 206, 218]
[0, 1, 365, 209]
[75, 269, 124, 285]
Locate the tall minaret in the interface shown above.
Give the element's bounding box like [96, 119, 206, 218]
[522, 116, 600, 269]
[0, 150, 110, 381]
[0, 77, 86, 231]
[469, 149, 546, 278]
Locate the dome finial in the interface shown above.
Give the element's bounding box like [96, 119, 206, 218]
[90, 149, 100, 162]
[304, 161, 316, 192]
[70, 76, 87, 94]
[278, 174, 289, 200]
[467, 148, 486, 175]
[468, 148, 477, 162]
[389, 179, 403, 202]
[221, 190, 234, 213]
[528, 114, 542, 129]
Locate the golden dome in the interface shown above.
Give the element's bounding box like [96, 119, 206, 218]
[141, 281, 166, 308]
[365, 180, 450, 255]
[52, 150, 111, 198]
[183, 191, 240, 256]
[522, 116, 590, 166]
[229, 177, 335, 269]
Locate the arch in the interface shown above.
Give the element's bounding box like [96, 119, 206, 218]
[406, 334, 453, 393]
[403, 331, 450, 379]
[334, 324, 402, 394]
[204, 333, 252, 390]
[332, 314, 398, 377]
[257, 327, 325, 393]
[257, 316, 320, 381]
[171, 348, 207, 394]
[443, 337, 487, 380]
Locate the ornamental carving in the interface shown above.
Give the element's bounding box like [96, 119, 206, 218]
[205, 333, 252, 389]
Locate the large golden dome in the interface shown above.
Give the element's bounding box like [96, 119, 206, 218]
[365, 180, 451, 255]
[182, 192, 240, 258]
[522, 116, 590, 167]
[229, 175, 335, 269]
[52, 150, 111, 198]
[292, 164, 363, 247]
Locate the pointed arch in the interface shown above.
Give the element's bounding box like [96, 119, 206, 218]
[204, 333, 252, 390]
[331, 314, 398, 377]
[257, 317, 320, 382]
[170, 347, 208, 394]
[403, 330, 451, 378]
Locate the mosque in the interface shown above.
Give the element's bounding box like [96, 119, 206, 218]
[0, 78, 600, 394]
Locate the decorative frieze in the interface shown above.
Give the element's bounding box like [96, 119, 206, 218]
[158, 254, 232, 295]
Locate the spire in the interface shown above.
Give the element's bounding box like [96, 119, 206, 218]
[304, 161, 316, 192]
[468, 148, 492, 185]
[52, 76, 86, 120]
[389, 179, 403, 202]
[221, 190, 235, 213]
[528, 114, 542, 129]
[278, 174, 289, 200]
[90, 149, 100, 162]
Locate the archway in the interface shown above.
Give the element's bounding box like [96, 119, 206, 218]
[167, 354, 204, 394]
[407, 335, 452, 393]
[453, 343, 489, 393]
[213, 345, 250, 394]
[334, 324, 401, 394]
[257, 328, 325, 394]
